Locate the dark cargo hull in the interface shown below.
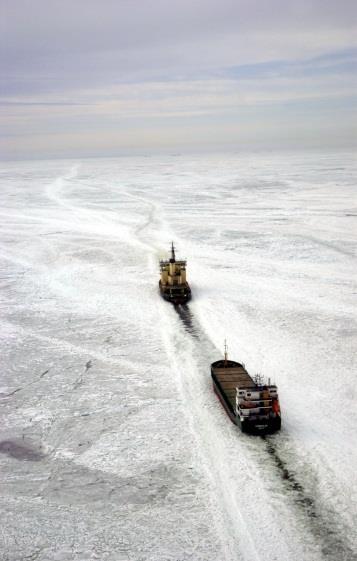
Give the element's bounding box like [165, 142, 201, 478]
[159, 281, 191, 305]
[211, 359, 281, 434]
[211, 369, 236, 424]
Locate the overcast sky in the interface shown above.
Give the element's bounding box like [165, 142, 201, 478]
[1, 0, 357, 159]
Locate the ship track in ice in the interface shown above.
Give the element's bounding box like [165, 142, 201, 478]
[172, 302, 355, 561]
[263, 436, 356, 561]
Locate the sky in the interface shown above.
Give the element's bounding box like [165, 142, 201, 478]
[1, 0, 357, 160]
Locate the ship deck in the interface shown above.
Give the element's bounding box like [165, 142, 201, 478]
[211, 365, 255, 410]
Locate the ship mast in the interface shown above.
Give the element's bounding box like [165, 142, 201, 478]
[224, 339, 228, 367]
[170, 241, 176, 262]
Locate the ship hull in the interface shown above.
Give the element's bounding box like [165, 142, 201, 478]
[236, 412, 281, 434]
[213, 382, 236, 424]
[159, 281, 191, 305]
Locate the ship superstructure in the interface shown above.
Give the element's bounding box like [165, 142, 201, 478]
[159, 243, 191, 304]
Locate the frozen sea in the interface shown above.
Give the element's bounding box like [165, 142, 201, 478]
[0, 151, 356, 561]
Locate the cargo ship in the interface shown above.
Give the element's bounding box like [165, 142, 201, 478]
[159, 243, 191, 304]
[211, 343, 281, 433]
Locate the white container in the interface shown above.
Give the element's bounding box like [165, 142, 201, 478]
[245, 391, 261, 400]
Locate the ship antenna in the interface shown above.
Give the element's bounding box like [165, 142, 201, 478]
[171, 241, 176, 262]
[224, 339, 228, 367]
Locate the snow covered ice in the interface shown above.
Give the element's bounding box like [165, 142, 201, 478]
[0, 151, 356, 561]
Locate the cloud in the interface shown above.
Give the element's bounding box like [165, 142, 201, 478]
[2, 0, 357, 92]
[1, 0, 356, 158]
